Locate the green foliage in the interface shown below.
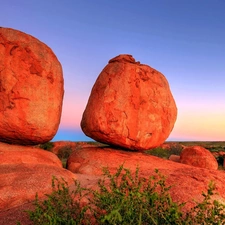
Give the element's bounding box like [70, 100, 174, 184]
[169, 144, 183, 155]
[57, 146, 73, 159]
[57, 146, 73, 168]
[39, 142, 54, 151]
[215, 155, 224, 168]
[26, 177, 91, 225]
[91, 166, 184, 225]
[146, 147, 170, 158]
[146, 144, 183, 159]
[184, 181, 225, 224]
[21, 165, 225, 225]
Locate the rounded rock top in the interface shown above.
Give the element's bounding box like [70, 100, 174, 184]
[81, 54, 177, 151]
[0, 27, 64, 145]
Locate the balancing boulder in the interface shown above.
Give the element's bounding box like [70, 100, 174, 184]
[81, 54, 177, 151]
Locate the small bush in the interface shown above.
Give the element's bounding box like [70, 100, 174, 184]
[215, 155, 224, 167]
[169, 144, 183, 156]
[91, 166, 184, 224]
[39, 142, 54, 151]
[184, 181, 225, 224]
[21, 166, 225, 225]
[146, 144, 183, 159]
[57, 146, 73, 168]
[26, 177, 91, 225]
[146, 147, 171, 159]
[57, 146, 73, 160]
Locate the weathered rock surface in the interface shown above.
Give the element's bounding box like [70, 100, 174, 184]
[0, 143, 76, 212]
[169, 154, 180, 163]
[50, 141, 100, 155]
[67, 146, 225, 210]
[0, 27, 64, 145]
[180, 146, 218, 170]
[0, 142, 62, 167]
[1, 142, 225, 225]
[81, 54, 177, 151]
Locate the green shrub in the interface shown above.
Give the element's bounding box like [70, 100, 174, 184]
[169, 144, 183, 156]
[91, 166, 184, 225]
[184, 181, 225, 224]
[145, 147, 171, 159]
[146, 144, 183, 159]
[57, 146, 73, 160]
[39, 142, 54, 151]
[57, 146, 73, 168]
[215, 155, 224, 167]
[26, 177, 92, 225]
[21, 165, 225, 225]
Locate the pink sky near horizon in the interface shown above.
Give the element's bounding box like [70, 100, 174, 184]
[59, 77, 225, 141]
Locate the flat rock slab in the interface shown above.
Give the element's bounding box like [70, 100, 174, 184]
[0, 142, 62, 167]
[67, 146, 225, 210]
[0, 143, 76, 211]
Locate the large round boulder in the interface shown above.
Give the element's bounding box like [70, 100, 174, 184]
[0, 27, 64, 145]
[81, 54, 177, 150]
[180, 146, 218, 170]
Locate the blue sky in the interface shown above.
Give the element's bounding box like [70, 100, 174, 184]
[1, 0, 225, 141]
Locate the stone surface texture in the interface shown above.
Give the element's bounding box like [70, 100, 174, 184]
[180, 146, 218, 170]
[67, 146, 225, 211]
[169, 154, 181, 163]
[0, 27, 64, 145]
[81, 54, 177, 150]
[0, 142, 62, 167]
[0, 143, 76, 211]
[1, 142, 225, 225]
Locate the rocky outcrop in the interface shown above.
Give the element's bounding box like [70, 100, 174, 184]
[0, 142, 62, 167]
[180, 146, 218, 170]
[0, 143, 76, 211]
[0, 27, 64, 145]
[81, 54, 177, 151]
[1, 142, 225, 225]
[67, 146, 225, 211]
[169, 154, 180, 163]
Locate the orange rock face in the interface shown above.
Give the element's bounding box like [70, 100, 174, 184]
[81, 54, 177, 151]
[169, 154, 180, 163]
[180, 146, 218, 170]
[0, 27, 64, 145]
[0, 143, 76, 211]
[67, 146, 225, 211]
[0, 142, 62, 167]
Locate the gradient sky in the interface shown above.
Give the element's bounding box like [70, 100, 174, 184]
[1, 0, 225, 141]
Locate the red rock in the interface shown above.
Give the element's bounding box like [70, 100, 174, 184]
[169, 154, 180, 163]
[50, 141, 99, 155]
[180, 146, 218, 170]
[0, 143, 76, 211]
[81, 54, 177, 151]
[67, 147, 225, 211]
[0, 27, 64, 145]
[0, 202, 34, 225]
[0, 142, 62, 167]
[0, 164, 76, 211]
